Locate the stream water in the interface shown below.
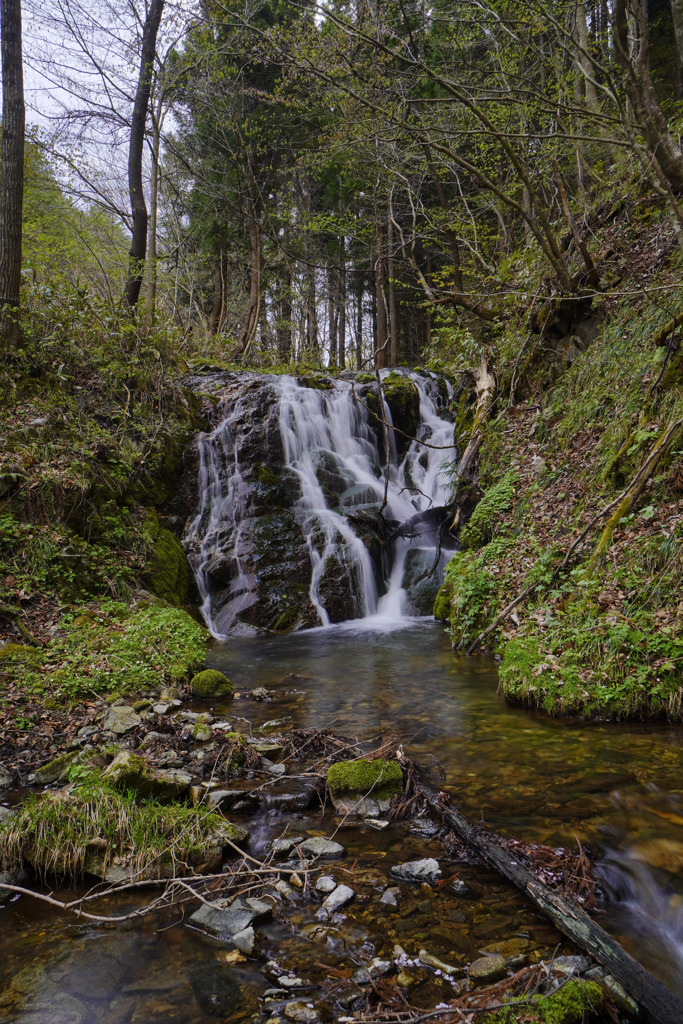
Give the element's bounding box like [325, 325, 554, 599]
[2, 622, 683, 1023]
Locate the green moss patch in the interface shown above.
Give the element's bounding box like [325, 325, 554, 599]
[191, 669, 233, 699]
[327, 758, 403, 799]
[142, 512, 191, 606]
[460, 472, 518, 550]
[1, 601, 207, 703]
[481, 979, 603, 1023]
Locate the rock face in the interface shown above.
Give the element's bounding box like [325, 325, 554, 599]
[183, 369, 456, 635]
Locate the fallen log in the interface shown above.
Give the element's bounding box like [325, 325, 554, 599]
[415, 781, 683, 1024]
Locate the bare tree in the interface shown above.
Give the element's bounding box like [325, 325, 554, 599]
[0, 0, 25, 346]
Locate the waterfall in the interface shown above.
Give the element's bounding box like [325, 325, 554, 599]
[183, 369, 457, 638]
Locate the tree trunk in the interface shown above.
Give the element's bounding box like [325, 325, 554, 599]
[415, 781, 683, 1024]
[209, 253, 226, 336]
[387, 209, 398, 367]
[0, 0, 24, 346]
[232, 216, 261, 360]
[305, 257, 318, 361]
[327, 261, 337, 367]
[145, 89, 164, 311]
[356, 272, 363, 369]
[614, 0, 683, 193]
[338, 238, 346, 370]
[671, 0, 683, 94]
[276, 259, 292, 363]
[124, 0, 165, 308]
[375, 223, 388, 370]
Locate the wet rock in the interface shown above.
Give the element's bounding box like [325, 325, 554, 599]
[299, 837, 345, 859]
[450, 880, 472, 897]
[279, 976, 305, 989]
[274, 880, 296, 900]
[284, 1001, 318, 1024]
[191, 964, 243, 1016]
[211, 720, 233, 732]
[315, 875, 337, 894]
[270, 836, 305, 858]
[191, 669, 233, 699]
[252, 686, 270, 699]
[372, 958, 394, 976]
[248, 739, 285, 757]
[418, 950, 463, 976]
[189, 895, 272, 940]
[0, 806, 14, 821]
[232, 925, 258, 956]
[480, 937, 529, 959]
[0, 866, 26, 903]
[379, 886, 400, 907]
[468, 955, 508, 982]
[260, 718, 293, 734]
[207, 788, 259, 812]
[153, 702, 171, 715]
[391, 858, 441, 882]
[262, 786, 317, 813]
[585, 968, 639, 1017]
[319, 883, 354, 915]
[552, 955, 589, 976]
[103, 705, 142, 735]
[365, 818, 390, 829]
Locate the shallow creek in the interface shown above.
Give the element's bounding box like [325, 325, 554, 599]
[2, 618, 683, 1022]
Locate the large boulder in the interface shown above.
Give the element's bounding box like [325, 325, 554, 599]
[326, 758, 403, 817]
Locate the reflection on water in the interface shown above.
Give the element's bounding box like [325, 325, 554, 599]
[2, 618, 683, 1019]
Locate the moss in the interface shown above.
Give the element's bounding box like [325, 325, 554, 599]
[481, 980, 603, 1023]
[191, 668, 233, 699]
[0, 773, 247, 881]
[142, 511, 191, 606]
[0, 643, 43, 669]
[433, 580, 454, 621]
[327, 758, 403, 800]
[382, 372, 421, 440]
[296, 371, 333, 390]
[2, 602, 207, 703]
[440, 548, 501, 648]
[460, 472, 518, 550]
[34, 751, 79, 786]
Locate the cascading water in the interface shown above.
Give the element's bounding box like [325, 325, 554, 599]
[183, 369, 457, 637]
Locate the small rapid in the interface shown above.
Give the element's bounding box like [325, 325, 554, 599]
[184, 370, 457, 637]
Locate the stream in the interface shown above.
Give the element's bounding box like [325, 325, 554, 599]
[2, 620, 683, 1022]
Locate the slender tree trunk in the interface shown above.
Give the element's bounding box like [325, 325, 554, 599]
[124, 0, 165, 308]
[233, 216, 260, 359]
[387, 209, 398, 367]
[305, 257, 318, 361]
[145, 90, 164, 310]
[209, 253, 225, 336]
[375, 217, 388, 370]
[0, 0, 24, 346]
[327, 261, 337, 367]
[356, 272, 363, 369]
[338, 238, 346, 370]
[672, 0, 683, 95]
[277, 258, 292, 362]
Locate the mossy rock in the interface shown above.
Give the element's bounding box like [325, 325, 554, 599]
[191, 669, 233, 699]
[142, 511, 191, 606]
[480, 979, 603, 1023]
[460, 472, 518, 550]
[327, 758, 403, 800]
[433, 580, 454, 622]
[0, 643, 43, 669]
[35, 751, 79, 786]
[382, 372, 421, 446]
[296, 371, 333, 390]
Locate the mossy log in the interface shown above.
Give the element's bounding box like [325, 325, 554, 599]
[590, 417, 682, 568]
[416, 781, 683, 1024]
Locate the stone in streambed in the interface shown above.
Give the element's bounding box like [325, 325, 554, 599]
[468, 954, 508, 982]
[270, 836, 305, 858]
[34, 751, 79, 785]
[315, 875, 336, 894]
[318, 883, 354, 916]
[190, 964, 243, 1016]
[232, 925, 258, 956]
[380, 886, 400, 907]
[391, 858, 441, 882]
[189, 895, 272, 940]
[418, 950, 463, 976]
[190, 669, 233, 699]
[299, 837, 345, 859]
[101, 751, 191, 802]
[284, 1002, 319, 1024]
[0, 764, 13, 789]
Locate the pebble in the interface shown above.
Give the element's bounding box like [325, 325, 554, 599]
[284, 1001, 318, 1024]
[299, 837, 345, 859]
[279, 976, 305, 989]
[320, 884, 354, 915]
[379, 887, 400, 907]
[232, 925, 258, 956]
[252, 687, 270, 700]
[315, 875, 337, 894]
[553, 955, 590, 975]
[270, 836, 304, 858]
[467, 955, 508, 982]
[364, 819, 390, 830]
[262, 758, 287, 777]
[153, 703, 171, 715]
[274, 880, 296, 900]
[391, 858, 441, 882]
[211, 721, 233, 731]
[419, 950, 463, 976]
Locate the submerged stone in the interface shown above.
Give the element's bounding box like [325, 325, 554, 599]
[189, 895, 272, 940]
[319, 883, 354, 916]
[468, 954, 508, 982]
[391, 858, 441, 882]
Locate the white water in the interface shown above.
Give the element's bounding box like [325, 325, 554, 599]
[184, 370, 456, 638]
